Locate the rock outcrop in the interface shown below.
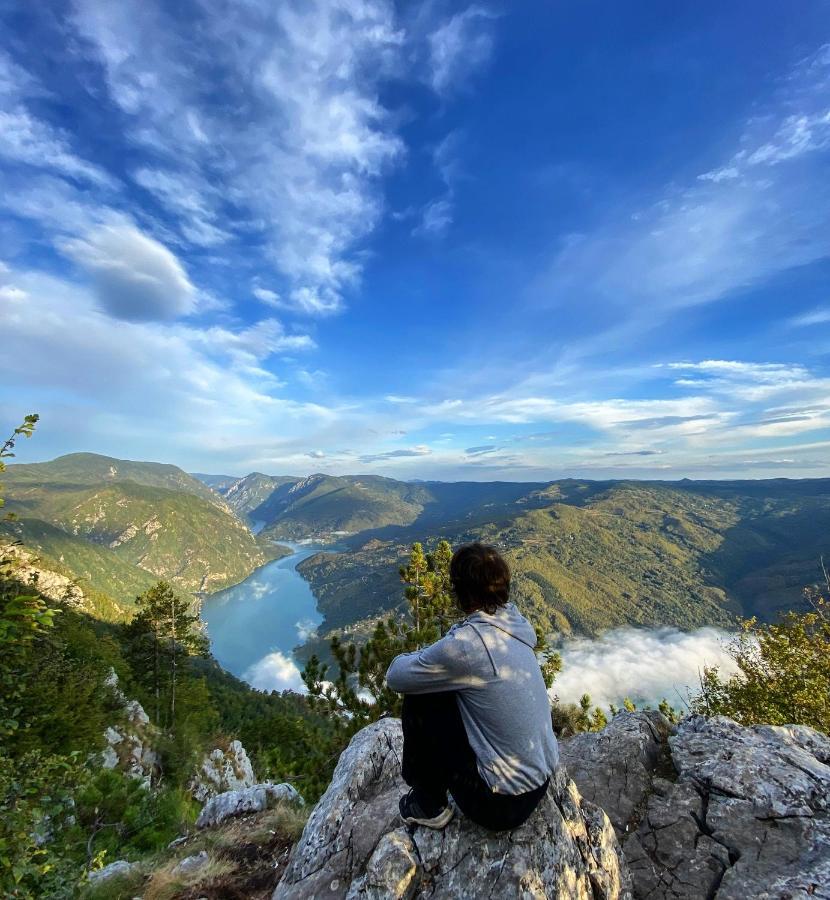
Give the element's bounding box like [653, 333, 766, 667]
[561, 712, 830, 899]
[99, 674, 159, 787]
[559, 711, 674, 836]
[88, 859, 139, 884]
[273, 718, 631, 900]
[196, 782, 302, 829]
[190, 739, 256, 802]
[100, 669, 159, 787]
[0, 540, 86, 608]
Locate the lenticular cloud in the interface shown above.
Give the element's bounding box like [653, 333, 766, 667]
[551, 626, 738, 709]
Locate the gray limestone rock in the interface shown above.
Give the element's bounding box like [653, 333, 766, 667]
[87, 859, 139, 884]
[173, 850, 209, 875]
[190, 739, 257, 802]
[563, 712, 830, 899]
[274, 718, 631, 900]
[559, 710, 673, 835]
[196, 782, 302, 829]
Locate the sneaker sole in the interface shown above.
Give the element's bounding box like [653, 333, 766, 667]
[400, 805, 455, 830]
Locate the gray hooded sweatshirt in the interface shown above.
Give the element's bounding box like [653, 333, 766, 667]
[386, 602, 559, 795]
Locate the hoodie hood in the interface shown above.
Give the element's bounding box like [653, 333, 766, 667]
[464, 602, 537, 649]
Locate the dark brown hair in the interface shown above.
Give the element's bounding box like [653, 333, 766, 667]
[450, 542, 511, 614]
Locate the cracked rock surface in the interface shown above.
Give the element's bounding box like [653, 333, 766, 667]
[274, 718, 631, 900]
[563, 712, 830, 900]
[559, 711, 673, 836]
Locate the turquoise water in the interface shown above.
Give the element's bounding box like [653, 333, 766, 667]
[200, 543, 329, 691]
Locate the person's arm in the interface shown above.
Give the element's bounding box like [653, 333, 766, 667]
[386, 628, 476, 694]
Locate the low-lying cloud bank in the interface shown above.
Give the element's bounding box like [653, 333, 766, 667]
[551, 626, 738, 710]
[241, 625, 740, 707]
[243, 650, 306, 694]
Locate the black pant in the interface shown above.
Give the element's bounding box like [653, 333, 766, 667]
[401, 691, 549, 832]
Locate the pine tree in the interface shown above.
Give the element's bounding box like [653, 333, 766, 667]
[124, 582, 208, 733]
[303, 540, 458, 727]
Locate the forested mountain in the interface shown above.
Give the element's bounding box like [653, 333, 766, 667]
[2, 453, 268, 611]
[213, 472, 302, 520]
[296, 477, 830, 649]
[0, 517, 159, 618]
[201, 470, 551, 539]
[10, 452, 227, 508]
[8, 454, 830, 638]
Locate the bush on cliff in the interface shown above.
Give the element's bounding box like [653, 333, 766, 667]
[693, 584, 830, 733]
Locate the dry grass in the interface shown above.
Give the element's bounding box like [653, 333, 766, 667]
[129, 801, 308, 900]
[212, 801, 309, 847]
[143, 855, 238, 900]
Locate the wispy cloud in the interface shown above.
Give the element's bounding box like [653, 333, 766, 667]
[413, 130, 464, 238]
[427, 6, 495, 95]
[789, 306, 830, 327]
[70, 0, 407, 316]
[0, 50, 115, 188]
[539, 43, 830, 324]
[359, 445, 432, 463]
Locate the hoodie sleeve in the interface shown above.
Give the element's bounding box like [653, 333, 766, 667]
[386, 628, 476, 694]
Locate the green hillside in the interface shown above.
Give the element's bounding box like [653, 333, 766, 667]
[255, 473, 434, 540]
[220, 473, 301, 519]
[0, 517, 157, 618]
[2, 473, 265, 595]
[298, 478, 830, 641]
[8, 452, 226, 507]
[245, 473, 549, 540]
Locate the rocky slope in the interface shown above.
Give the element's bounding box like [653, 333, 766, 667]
[268, 712, 829, 900]
[273, 718, 631, 900]
[0, 518, 158, 618]
[560, 712, 830, 899]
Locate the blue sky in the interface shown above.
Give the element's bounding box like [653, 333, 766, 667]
[1, 1, 829, 480]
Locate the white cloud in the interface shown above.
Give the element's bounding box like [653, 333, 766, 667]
[70, 0, 407, 315]
[540, 43, 830, 322]
[132, 168, 230, 247]
[789, 306, 830, 327]
[428, 6, 495, 95]
[359, 445, 432, 463]
[243, 650, 306, 693]
[551, 627, 738, 709]
[253, 286, 282, 307]
[295, 618, 319, 641]
[60, 223, 196, 321]
[0, 265, 329, 469]
[0, 50, 41, 99]
[413, 131, 463, 238]
[0, 50, 115, 189]
[413, 197, 453, 238]
[0, 108, 116, 187]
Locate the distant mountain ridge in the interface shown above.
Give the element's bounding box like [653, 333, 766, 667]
[6, 452, 829, 640]
[199, 470, 552, 540]
[16, 452, 227, 508]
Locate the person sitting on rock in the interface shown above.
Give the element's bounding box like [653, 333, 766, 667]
[386, 542, 559, 831]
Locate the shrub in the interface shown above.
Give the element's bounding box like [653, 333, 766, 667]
[692, 587, 829, 733]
